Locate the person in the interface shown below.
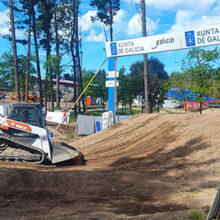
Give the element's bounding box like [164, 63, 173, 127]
[42, 105, 46, 119]
[63, 111, 68, 124]
[42, 105, 47, 125]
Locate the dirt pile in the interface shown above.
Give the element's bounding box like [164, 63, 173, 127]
[0, 109, 220, 219]
[73, 110, 220, 170]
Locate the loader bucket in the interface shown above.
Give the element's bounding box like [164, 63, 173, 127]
[51, 143, 85, 165]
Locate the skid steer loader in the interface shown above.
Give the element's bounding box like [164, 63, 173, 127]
[0, 103, 85, 164]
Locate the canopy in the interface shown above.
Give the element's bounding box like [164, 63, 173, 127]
[166, 89, 215, 102]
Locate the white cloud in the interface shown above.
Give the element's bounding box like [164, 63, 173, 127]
[123, 0, 216, 12]
[0, 9, 10, 36]
[85, 29, 105, 42]
[0, 26, 10, 36]
[0, 9, 25, 38]
[171, 10, 220, 32]
[126, 13, 159, 36]
[113, 9, 127, 29]
[80, 9, 127, 42]
[79, 10, 104, 42]
[79, 10, 102, 32]
[112, 9, 127, 38]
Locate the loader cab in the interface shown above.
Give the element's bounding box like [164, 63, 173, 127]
[8, 103, 45, 128]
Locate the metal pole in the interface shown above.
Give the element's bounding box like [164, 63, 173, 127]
[114, 57, 117, 124]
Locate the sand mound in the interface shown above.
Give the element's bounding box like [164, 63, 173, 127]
[1, 110, 220, 219]
[73, 110, 220, 171]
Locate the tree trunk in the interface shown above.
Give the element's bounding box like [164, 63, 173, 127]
[32, 4, 43, 107]
[70, 40, 77, 117]
[25, 12, 31, 102]
[109, 0, 113, 41]
[199, 92, 203, 114]
[9, 0, 20, 102]
[129, 104, 133, 115]
[44, 0, 54, 111]
[141, 0, 150, 113]
[70, 0, 78, 117]
[53, 0, 60, 108]
[75, 0, 85, 113]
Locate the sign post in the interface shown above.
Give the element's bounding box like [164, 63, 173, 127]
[106, 25, 220, 57]
[108, 58, 115, 118]
[106, 25, 220, 121]
[107, 57, 118, 123]
[114, 57, 117, 123]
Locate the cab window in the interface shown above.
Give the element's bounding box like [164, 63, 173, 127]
[10, 107, 37, 126]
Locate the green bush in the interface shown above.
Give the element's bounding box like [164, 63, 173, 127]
[54, 106, 61, 110]
[189, 210, 202, 220]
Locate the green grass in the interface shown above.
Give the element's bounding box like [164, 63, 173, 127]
[69, 112, 77, 123]
[54, 106, 61, 110]
[187, 191, 199, 198]
[65, 128, 76, 142]
[204, 205, 211, 214]
[86, 105, 103, 109]
[189, 210, 202, 220]
[117, 108, 142, 115]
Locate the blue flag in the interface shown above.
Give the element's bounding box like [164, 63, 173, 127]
[185, 31, 196, 47]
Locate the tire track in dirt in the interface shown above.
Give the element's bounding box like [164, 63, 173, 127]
[77, 115, 160, 152]
[86, 122, 178, 163]
[75, 115, 181, 168]
[1, 111, 220, 220]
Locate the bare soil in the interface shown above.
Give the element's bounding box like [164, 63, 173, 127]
[0, 109, 220, 219]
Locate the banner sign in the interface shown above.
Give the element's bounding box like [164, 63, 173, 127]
[105, 25, 220, 57]
[184, 101, 209, 110]
[106, 80, 119, 87]
[106, 71, 119, 78]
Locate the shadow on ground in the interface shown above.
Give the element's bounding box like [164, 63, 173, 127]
[0, 136, 218, 219]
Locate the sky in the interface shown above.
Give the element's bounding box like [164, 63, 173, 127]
[0, 0, 220, 76]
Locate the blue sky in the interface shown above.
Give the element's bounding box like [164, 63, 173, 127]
[0, 0, 220, 76]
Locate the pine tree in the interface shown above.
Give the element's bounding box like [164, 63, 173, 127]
[9, 0, 20, 101]
[141, 0, 150, 113]
[90, 0, 120, 41]
[31, 1, 44, 107]
[38, 0, 54, 110]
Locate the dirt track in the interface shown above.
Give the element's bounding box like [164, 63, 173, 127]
[0, 109, 220, 219]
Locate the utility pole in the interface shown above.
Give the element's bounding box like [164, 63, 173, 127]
[141, 0, 150, 113]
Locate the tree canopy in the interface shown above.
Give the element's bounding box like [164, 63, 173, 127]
[169, 48, 220, 113]
[129, 57, 169, 112]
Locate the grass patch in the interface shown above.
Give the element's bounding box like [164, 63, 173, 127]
[54, 106, 61, 110]
[173, 190, 199, 198]
[187, 191, 199, 198]
[69, 112, 77, 123]
[86, 105, 103, 110]
[189, 210, 202, 220]
[204, 205, 211, 214]
[118, 109, 142, 115]
[65, 128, 76, 142]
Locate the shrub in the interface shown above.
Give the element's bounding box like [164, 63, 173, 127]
[189, 210, 202, 220]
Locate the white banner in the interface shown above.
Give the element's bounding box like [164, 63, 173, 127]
[105, 25, 220, 57]
[106, 71, 119, 78]
[106, 80, 119, 87]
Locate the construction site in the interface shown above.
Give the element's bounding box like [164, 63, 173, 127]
[0, 100, 219, 220]
[1, 0, 220, 219]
